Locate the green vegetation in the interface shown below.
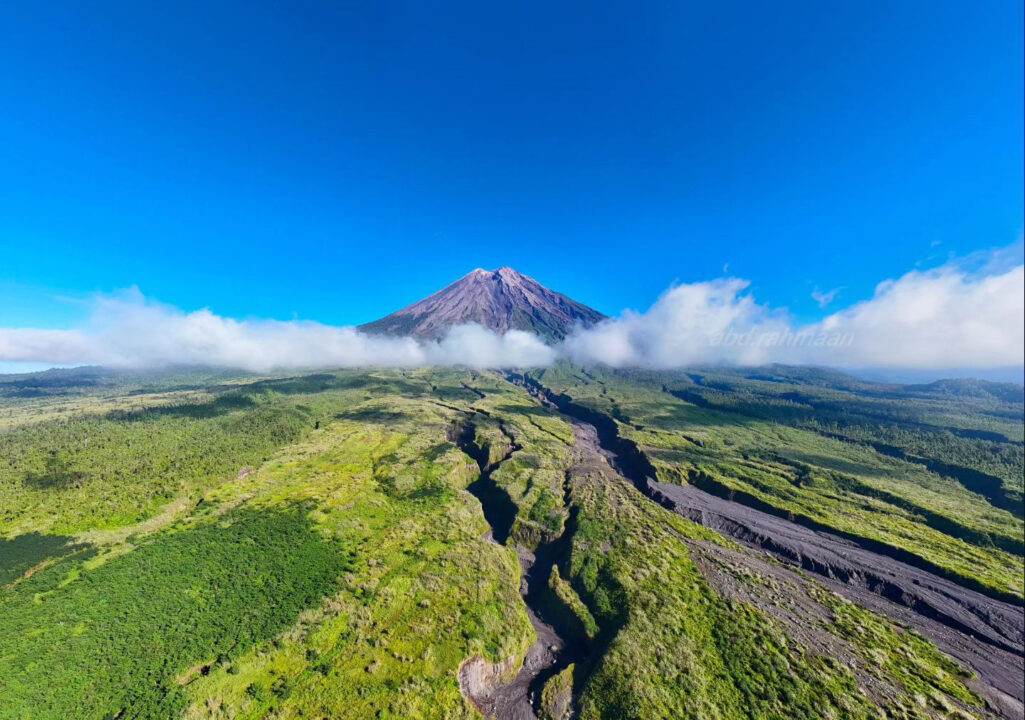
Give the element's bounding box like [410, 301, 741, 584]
[0, 504, 346, 720]
[663, 366, 1024, 508]
[561, 456, 882, 720]
[540, 664, 575, 720]
[181, 389, 533, 719]
[0, 394, 311, 533]
[533, 364, 1025, 601]
[1, 363, 1018, 719]
[808, 586, 979, 711]
[454, 377, 575, 550]
[0, 370, 449, 534]
[549, 567, 599, 641]
[0, 532, 85, 586]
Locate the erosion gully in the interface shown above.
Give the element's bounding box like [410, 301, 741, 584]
[454, 374, 1024, 719]
[512, 373, 1025, 720]
[455, 416, 586, 720]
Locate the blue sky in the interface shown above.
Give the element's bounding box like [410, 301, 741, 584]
[0, 1, 1022, 331]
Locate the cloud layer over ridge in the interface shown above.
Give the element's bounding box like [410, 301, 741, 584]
[2, 248, 1022, 374]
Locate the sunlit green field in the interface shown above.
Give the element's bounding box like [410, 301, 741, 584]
[534, 365, 1025, 601]
[0, 365, 1020, 719]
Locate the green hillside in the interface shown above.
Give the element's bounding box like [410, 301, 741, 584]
[0, 365, 1021, 719]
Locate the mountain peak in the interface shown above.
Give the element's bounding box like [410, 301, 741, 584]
[359, 267, 606, 341]
[468, 266, 520, 279]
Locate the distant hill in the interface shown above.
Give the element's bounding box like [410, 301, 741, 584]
[905, 378, 1025, 404]
[359, 267, 606, 341]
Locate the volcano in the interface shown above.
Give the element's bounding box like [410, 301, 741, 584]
[359, 267, 606, 341]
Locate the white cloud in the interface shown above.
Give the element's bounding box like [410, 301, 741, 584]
[427, 324, 556, 368]
[812, 263, 1024, 369]
[811, 286, 842, 308]
[564, 247, 1023, 371]
[1, 248, 1022, 373]
[0, 328, 93, 364]
[0, 289, 553, 372]
[562, 278, 791, 368]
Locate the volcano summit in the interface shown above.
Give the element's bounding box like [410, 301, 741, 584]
[359, 267, 606, 341]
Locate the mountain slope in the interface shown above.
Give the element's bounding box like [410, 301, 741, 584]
[359, 267, 606, 341]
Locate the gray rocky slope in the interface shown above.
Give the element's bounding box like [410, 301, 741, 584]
[359, 267, 606, 341]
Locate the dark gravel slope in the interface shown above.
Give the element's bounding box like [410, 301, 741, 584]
[651, 480, 1025, 718]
